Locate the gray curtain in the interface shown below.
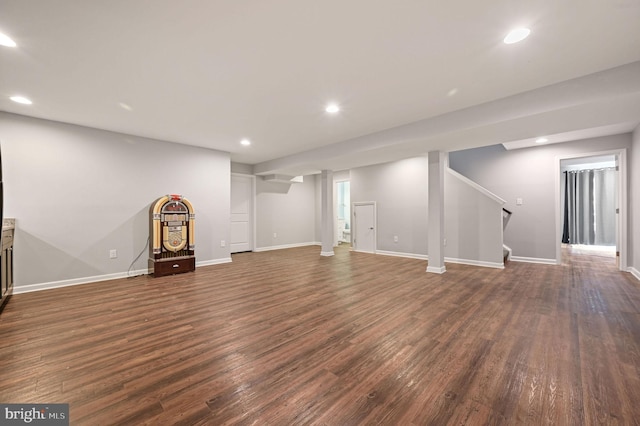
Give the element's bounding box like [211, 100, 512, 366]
[562, 168, 616, 245]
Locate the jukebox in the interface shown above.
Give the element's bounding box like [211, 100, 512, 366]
[149, 194, 195, 277]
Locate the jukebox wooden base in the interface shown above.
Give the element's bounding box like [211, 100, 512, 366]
[149, 257, 195, 277]
[149, 194, 196, 278]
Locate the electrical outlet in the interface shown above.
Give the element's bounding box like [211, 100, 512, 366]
[273, 232, 277, 238]
[393, 235, 398, 243]
[516, 198, 523, 206]
[220, 240, 226, 247]
[109, 249, 117, 259]
[444, 238, 447, 246]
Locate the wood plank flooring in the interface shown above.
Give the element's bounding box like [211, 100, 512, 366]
[1, 244, 639, 425]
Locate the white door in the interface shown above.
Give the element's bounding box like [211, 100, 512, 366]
[353, 202, 376, 253]
[230, 174, 254, 253]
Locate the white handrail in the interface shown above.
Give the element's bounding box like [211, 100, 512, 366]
[446, 168, 506, 205]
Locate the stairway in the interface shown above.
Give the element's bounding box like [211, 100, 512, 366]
[502, 208, 513, 265]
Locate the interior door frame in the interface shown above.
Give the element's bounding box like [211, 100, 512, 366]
[334, 179, 350, 246]
[230, 173, 256, 253]
[352, 201, 376, 254]
[554, 148, 627, 270]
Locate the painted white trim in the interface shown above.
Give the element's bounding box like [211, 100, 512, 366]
[14, 270, 148, 294]
[13, 258, 233, 294]
[376, 250, 428, 260]
[254, 242, 319, 252]
[446, 167, 506, 205]
[196, 258, 233, 267]
[376, 250, 504, 269]
[555, 149, 628, 271]
[510, 256, 558, 265]
[320, 251, 335, 257]
[426, 265, 447, 274]
[444, 257, 504, 269]
[352, 201, 377, 254]
[231, 172, 256, 254]
[628, 267, 640, 282]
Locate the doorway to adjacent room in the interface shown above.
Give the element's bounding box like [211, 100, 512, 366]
[556, 150, 626, 269]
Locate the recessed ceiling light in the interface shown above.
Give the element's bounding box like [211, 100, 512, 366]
[536, 137, 548, 144]
[325, 103, 340, 114]
[10, 95, 32, 105]
[0, 32, 17, 47]
[504, 28, 531, 44]
[240, 139, 251, 146]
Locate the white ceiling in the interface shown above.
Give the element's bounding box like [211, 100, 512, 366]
[1, 0, 639, 176]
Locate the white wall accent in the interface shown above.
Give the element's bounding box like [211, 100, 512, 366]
[444, 168, 505, 266]
[449, 134, 633, 261]
[255, 175, 317, 249]
[0, 112, 231, 288]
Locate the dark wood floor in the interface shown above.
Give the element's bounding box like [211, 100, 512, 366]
[1, 244, 639, 425]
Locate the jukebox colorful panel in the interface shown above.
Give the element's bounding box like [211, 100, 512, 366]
[149, 194, 196, 277]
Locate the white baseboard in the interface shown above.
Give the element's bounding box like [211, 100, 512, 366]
[376, 250, 428, 260]
[426, 265, 446, 274]
[377, 250, 504, 269]
[197, 258, 232, 267]
[254, 242, 320, 252]
[628, 267, 640, 281]
[14, 257, 233, 295]
[14, 269, 149, 294]
[510, 256, 558, 265]
[444, 257, 504, 269]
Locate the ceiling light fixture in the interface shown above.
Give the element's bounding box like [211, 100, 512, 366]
[118, 102, 132, 111]
[325, 103, 340, 114]
[240, 139, 251, 146]
[0, 32, 17, 47]
[10, 95, 32, 105]
[535, 137, 548, 144]
[504, 28, 531, 44]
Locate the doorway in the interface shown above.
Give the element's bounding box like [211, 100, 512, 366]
[230, 174, 255, 253]
[336, 180, 351, 245]
[555, 150, 627, 270]
[352, 202, 376, 253]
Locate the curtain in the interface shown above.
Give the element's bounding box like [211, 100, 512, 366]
[562, 168, 616, 245]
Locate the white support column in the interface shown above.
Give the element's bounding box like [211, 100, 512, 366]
[320, 169, 335, 256]
[427, 151, 446, 273]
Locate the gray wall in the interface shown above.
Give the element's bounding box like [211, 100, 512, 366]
[350, 157, 428, 255]
[449, 134, 633, 261]
[255, 176, 317, 249]
[444, 170, 503, 265]
[1, 112, 231, 288]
